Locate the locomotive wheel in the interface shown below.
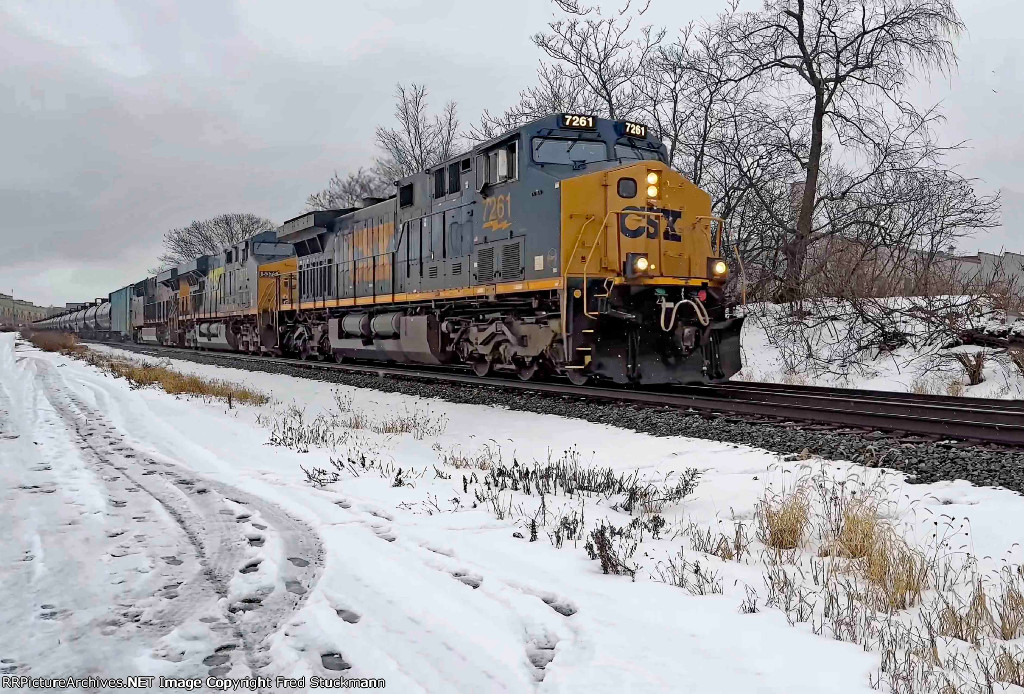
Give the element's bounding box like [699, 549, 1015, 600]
[332, 350, 345, 364]
[565, 369, 589, 386]
[471, 360, 491, 377]
[516, 362, 539, 381]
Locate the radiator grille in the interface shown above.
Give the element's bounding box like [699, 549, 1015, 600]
[451, 262, 463, 276]
[477, 247, 495, 283]
[428, 265, 439, 279]
[501, 241, 522, 279]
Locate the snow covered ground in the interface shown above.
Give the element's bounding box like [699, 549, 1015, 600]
[3, 333, 1024, 692]
[735, 307, 1024, 399]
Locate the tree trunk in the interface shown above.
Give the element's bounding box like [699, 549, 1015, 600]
[782, 91, 825, 303]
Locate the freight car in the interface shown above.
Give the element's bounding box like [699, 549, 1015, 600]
[35, 113, 743, 385]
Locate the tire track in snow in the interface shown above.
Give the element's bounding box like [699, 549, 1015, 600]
[34, 358, 323, 682]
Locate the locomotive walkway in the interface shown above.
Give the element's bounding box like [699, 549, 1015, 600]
[89, 341, 1024, 448]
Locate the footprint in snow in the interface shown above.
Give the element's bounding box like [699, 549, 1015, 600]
[527, 634, 559, 680]
[374, 528, 397, 543]
[451, 570, 483, 589]
[288, 557, 309, 567]
[321, 653, 350, 671]
[162, 556, 183, 566]
[422, 544, 455, 558]
[239, 562, 261, 575]
[247, 534, 265, 548]
[335, 609, 361, 624]
[229, 598, 262, 613]
[518, 588, 578, 617]
[202, 645, 234, 667]
[38, 605, 67, 621]
[285, 580, 306, 595]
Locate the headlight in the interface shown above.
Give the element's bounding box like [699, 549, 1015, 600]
[646, 172, 659, 185]
[712, 260, 728, 276]
[646, 185, 659, 198]
[625, 252, 650, 278]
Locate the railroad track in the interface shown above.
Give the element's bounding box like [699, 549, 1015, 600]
[87, 340, 1024, 448]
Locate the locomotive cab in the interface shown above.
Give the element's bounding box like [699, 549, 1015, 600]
[547, 118, 744, 384]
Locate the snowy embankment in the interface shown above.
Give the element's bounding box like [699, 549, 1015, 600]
[4, 335, 1024, 692]
[735, 304, 1024, 399]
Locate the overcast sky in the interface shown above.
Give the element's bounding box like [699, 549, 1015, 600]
[1, 0, 1021, 307]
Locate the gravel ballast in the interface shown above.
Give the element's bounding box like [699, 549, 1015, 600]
[97, 343, 1024, 496]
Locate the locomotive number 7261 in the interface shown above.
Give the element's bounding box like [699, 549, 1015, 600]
[482, 193, 512, 232]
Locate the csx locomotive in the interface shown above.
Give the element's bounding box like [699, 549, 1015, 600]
[35, 114, 743, 384]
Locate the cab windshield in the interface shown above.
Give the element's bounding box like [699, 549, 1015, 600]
[531, 137, 607, 165]
[614, 143, 665, 162]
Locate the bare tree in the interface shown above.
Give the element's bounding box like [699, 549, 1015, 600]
[157, 213, 276, 269]
[375, 83, 461, 181]
[715, 0, 967, 300]
[306, 168, 391, 211]
[531, 0, 664, 120]
[472, 63, 603, 140]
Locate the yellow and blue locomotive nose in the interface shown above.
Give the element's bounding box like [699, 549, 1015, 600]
[559, 161, 721, 286]
[558, 159, 742, 384]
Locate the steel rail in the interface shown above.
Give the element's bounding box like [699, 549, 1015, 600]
[705, 380, 1024, 411]
[88, 341, 1024, 447]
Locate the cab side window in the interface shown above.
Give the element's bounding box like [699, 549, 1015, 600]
[433, 169, 445, 199]
[447, 162, 460, 195]
[477, 141, 518, 188]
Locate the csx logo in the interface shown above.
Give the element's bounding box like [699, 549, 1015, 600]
[619, 206, 682, 242]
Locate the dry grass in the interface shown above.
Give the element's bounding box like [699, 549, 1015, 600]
[757, 488, 810, 552]
[934, 581, 991, 645]
[910, 377, 939, 395]
[780, 372, 810, 386]
[371, 408, 447, 439]
[82, 352, 268, 407]
[688, 519, 752, 563]
[746, 468, 1024, 691]
[993, 647, 1024, 688]
[24, 330, 85, 354]
[993, 567, 1024, 641]
[910, 375, 966, 397]
[826, 498, 883, 559]
[343, 409, 368, 430]
[433, 443, 500, 470]
[862, 530, 929, 612]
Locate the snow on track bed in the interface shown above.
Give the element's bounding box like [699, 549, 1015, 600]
[7, 334, 1024, 693]
[88, 340, 1024, 494]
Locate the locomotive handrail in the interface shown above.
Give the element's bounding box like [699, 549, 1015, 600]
[695, 215, 725, 256]
[581, 209, 665, 319]
[560, 207, 666, 367]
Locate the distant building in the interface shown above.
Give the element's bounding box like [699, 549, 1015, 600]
[0, 293, 51, 327]
[951, 251, 1024, 287]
